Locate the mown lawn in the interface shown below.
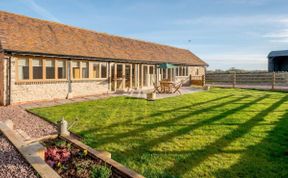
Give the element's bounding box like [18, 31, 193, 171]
[30, 88, 288, 178]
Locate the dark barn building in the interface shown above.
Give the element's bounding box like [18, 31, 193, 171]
[268, 50, 288, 72]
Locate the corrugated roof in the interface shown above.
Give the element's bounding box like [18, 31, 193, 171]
[268, 50, 288, 58]
[0, 11, 207, 66]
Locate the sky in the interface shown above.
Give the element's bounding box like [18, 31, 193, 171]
[0, 0, 288, 70]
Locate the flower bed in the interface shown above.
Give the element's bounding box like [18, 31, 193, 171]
[43, 138, 116, 178]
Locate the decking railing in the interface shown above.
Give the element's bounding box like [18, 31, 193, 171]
[205, 72, 288, 91]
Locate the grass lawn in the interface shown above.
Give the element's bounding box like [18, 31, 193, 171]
[30, 88, 288, 178]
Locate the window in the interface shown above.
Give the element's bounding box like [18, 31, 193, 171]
[33, 59, 43, 79]
[185, 67, 189, 76]
[81, 62, 89, 78]
[163, 69, 167, 79]
[91, 62, 100, 78]
[176, 66, 188, 76]
[196, 68, 199, 75]
[57, 60, 66, 79]
[17, 58, 29, 80]
[46, 60, 55, 79]
[149, 66, 154, 74]
[71, 61, 80, 79]
[101, 63, 107, 78]
[179, 67, 183, 76]
[16, 58, 68, 81]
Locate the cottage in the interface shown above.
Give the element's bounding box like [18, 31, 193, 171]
[0, 11, 208, 105]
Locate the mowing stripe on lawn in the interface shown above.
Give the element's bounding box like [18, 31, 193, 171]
[164, 95, 288, 177]
[91, 95, 250, 147]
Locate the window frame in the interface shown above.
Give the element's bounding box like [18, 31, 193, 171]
[16, 58, 30, 81]
[100, 62, 108, 79]
[15, 57, 110, 82]
[16, 57, 68, 82]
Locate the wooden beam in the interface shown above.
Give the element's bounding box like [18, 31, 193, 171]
[147, 65, 150, 86]
[134, 64, 138, 88]
[29, 58, 33, 80]
[15, 58, 19, 81]
[140, 64, 144, 88]
[43, 59, 46, 80]
[99, 62, 102, 78]
[108, 62, 111, 90]
[137, 64, 140, 88]
[55, 59, 58, 80]
[122, 64, 125, 90]
[114, 63, 117, 90]
[88, 61, 93, 79]
[130, 64, 132, 89]
[79, 61, 82, 79]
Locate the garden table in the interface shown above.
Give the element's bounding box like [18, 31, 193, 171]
[160, 80, 174, 93]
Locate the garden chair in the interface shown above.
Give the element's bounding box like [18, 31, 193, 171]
[172, 81, 184, 94]
[153, 82, 161, 93]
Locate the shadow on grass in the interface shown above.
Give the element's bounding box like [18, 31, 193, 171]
[213, 107, 288, 177]
[162, 95, 288, 177]
[99, 94, 268, 177]
[82, 95, 249, 147]
[87, 94, 234, 131]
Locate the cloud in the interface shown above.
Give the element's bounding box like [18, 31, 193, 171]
[202, 53, 268, 70]
[22, 0, 60, 22]
[263, 29, 288, 43]
[203, 53, 267, 64]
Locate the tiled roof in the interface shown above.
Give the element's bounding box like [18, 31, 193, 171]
[0, 11, 207, 66]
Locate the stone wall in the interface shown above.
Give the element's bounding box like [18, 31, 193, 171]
[175, 66, 206, 85]
[9, 56, 109, 104]
[188, 66, 206, 76]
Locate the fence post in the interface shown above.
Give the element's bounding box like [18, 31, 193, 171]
[272, 72, 275, 90]
[232, 72, 236, 88]
[202, 75, 206, 87]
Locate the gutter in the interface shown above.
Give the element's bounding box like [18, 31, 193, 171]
[3, 49, 208, 67]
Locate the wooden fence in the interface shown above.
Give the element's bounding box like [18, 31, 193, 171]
[190, 75, 205, 86]
[205, 72, 288, 90]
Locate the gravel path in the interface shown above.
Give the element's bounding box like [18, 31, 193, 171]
[0, 106, 57, 177]
[0, 134, 38, 178]
[0, 106, 57, 138]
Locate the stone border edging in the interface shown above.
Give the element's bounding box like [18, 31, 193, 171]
[0, 121, 61, 178]
[61, 135, 145, 178]
[25, 110, 145, 177]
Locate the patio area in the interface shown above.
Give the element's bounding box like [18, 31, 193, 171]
[123, 87, 203, 99]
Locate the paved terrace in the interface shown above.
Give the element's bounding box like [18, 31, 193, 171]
[19, 87, 203, 109]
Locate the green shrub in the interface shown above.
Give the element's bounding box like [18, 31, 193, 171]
[90, 165, 112, 178]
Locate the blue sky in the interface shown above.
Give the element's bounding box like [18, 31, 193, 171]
[1, 0, 288, 70]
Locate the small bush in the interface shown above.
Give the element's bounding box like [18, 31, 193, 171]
[90, 165, 112, 178]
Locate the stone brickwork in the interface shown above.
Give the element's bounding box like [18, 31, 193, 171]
[189, 66, 205, 76]
[175, 66, 206, 85]
[9, 57, 109, 104]
[71, 80, 109, 97]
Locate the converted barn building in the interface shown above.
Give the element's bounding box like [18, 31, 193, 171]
[0, 11, 207, 105]
[268, 50, 288, 72]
